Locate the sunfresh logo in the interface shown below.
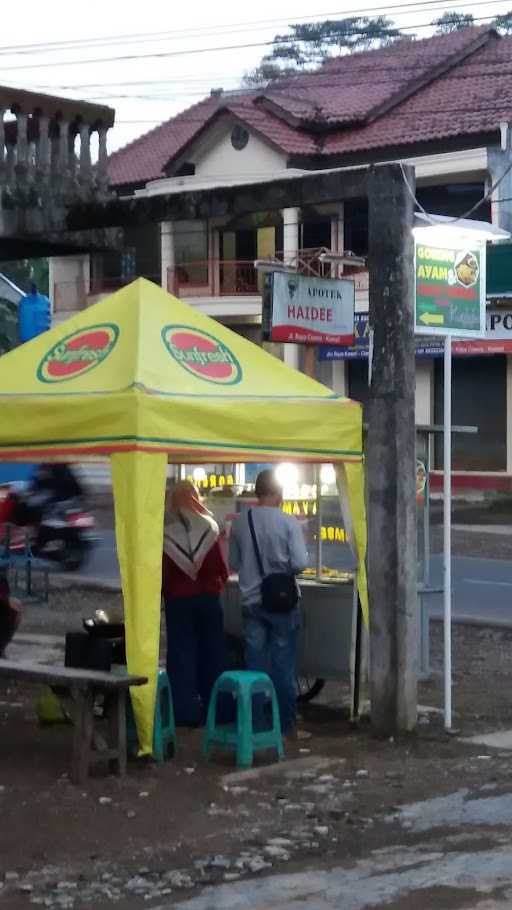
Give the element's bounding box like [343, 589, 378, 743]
[37, 324, 119, 383]
[162, 325, 242, 386]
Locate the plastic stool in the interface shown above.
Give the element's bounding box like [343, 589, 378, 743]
[202, 670, 284, 768]
[127, 669, 176, 762]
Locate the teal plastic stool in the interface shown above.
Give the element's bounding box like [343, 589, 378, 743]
[127, 669, 176, 762]
[202, 670, 284, 768]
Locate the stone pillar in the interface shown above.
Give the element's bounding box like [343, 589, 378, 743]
[488, 123, 512, 234]
[97, 126, 109, 193]
[0, 109, 5, 185]
[36, 114, 50, 182]
[14, 111, 28, 182]
[58, 119, 70, 181]
[367, 163, 417, 736]
[161, 221, 175, 290]
[282, 206, 300, 368]
[5, 142, 15, 186]
[68, 129, 77, 182]
[79, 123, 92, 182]
[50, 121, 60, 184]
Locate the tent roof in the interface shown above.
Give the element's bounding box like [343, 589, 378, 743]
[0, 278, 362, 463]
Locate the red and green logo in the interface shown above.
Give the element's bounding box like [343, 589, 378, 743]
[162, 325, 242, 386]
[37, 323, 119, 383]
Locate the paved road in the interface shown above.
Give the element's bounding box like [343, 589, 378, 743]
[81, 531, 512, 626]
[425, 554, 512, 626]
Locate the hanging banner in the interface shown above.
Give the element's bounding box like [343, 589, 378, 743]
[319, 307, 512, 361]
[414, 240, 486, 338]
[269, 272, 355, 345]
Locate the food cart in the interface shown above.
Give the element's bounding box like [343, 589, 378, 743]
[0, 278, 367, 755]
[181, 462, 361, 704]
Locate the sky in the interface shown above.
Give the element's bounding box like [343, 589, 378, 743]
[0, 0, 510, 154]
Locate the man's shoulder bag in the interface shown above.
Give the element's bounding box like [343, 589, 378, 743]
[248, 509, 298, 614]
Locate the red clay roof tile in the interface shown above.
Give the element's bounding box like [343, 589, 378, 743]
[108, 27, 512, 187]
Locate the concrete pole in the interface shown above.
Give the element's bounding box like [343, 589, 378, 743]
[282, 206, 300, 369]
[367, 162, 418, 735]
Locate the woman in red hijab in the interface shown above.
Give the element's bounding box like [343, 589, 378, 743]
[162, 481, 228, 727]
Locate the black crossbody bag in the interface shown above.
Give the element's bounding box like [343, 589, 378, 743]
[248, 509, 299, 614]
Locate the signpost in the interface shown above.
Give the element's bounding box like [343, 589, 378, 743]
[263, 272, 355, 345]
[413, 233, 487, 731]
[415, 241, 485, 337]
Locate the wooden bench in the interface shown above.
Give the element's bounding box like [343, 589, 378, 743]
[0, 660, 147, 784]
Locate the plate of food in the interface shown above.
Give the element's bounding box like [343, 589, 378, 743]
[454, 250, 479, 288]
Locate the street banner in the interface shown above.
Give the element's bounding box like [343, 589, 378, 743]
[319, 308, 512, 360]
[270, 272, 355, 345]
[414, 240, 486, 337]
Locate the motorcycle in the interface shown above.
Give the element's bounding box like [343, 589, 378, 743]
[32, 496, 96, 571]
[6, 486, 97, 572]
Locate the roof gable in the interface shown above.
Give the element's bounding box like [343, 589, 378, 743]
[255, 26, 494, 130]
[108, 26, 512, 188]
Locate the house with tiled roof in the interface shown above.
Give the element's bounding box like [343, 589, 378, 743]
[52, 25, 512, 476]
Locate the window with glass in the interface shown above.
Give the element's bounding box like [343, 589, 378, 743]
[174, 221, 208, 285]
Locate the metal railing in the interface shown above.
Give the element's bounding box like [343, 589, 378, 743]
[167, 249, 345, 299]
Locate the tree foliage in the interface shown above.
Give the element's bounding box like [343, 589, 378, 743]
[433, 11, 475, 33]
[494, 10, 512, 33]
[243, 16, 405, 86]
[0, 259, 49, 296]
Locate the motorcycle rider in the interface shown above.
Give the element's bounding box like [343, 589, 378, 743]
[24, 464, 84, 518]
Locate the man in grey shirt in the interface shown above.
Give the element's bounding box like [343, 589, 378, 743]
[229, 469, 308, 738]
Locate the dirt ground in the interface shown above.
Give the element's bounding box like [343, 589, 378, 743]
[2, 610, 512, 908]
[2, 495, 512, 908]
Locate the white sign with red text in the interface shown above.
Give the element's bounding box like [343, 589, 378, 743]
[271, 272, 355, 345]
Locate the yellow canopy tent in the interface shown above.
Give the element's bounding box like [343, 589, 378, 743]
[0, 278, 367, 753]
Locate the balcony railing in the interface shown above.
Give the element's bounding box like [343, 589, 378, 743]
[53, 248, 366, 315]
[167, 249, 347, 299]
[167, 260, 260, 298]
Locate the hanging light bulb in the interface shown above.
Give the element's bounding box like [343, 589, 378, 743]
[320, 464, 336, 487]
[275, 463, 299, 490]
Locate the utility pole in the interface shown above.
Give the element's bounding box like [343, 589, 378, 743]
[367, 163, 417, 735]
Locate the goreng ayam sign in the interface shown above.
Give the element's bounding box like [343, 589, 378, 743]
[270, 272, 355, 345]
[415, 240, 486, 338]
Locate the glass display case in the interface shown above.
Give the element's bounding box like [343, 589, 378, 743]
[180, 462, 357, 582]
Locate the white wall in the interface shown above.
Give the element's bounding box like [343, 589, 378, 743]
[49, 255, 90, 318]
[415, 360, 433, 425]
[194, 124, 286, 180]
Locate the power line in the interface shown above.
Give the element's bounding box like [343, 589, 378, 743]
[0, 0, 507, 57]
[18, 42, 512, 105]
[0, 13, 503, 74]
